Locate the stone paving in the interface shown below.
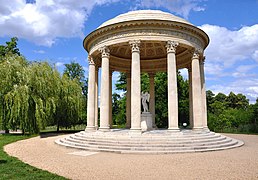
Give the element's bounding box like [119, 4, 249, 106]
[4, 133, 258, 180]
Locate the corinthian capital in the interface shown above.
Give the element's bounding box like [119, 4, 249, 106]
[99, 46, 110, 58]
[192, 49, 202, 59]
[129, 40, 141, 53]
[166, 41, 179, 53]
[88, 55, 95, 65]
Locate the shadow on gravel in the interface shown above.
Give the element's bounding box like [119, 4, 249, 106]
[39, 130, 82, 138]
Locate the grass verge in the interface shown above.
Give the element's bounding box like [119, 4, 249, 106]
[0, 134, 67, 180]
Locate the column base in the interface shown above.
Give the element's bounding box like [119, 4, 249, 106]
[99, 127, 110, 132]
[203, 126, 210, 132]
[192, 127, 204, 131]
[95, 126, 99, 130]
[129, 128, 142, 136]
[85, 126, 96, 131]
[153, 124, 158, 130]
[126, 123, 131, 129]
[168, 127, 180, 132]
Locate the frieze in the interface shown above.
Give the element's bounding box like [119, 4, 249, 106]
[89, 28, 203, 53]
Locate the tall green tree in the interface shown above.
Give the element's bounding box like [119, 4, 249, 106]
[63, 61, 87, 97]
[54, 74, 85, 131]
[0, 54, 28, 132]
[112, 93, 126, 126]
[0, 54, 85, 133]
[115, 72, 127, 91]
[206, 90, 215, 113]
[177, 71, 189, 125]
[0, 37, 20, 59]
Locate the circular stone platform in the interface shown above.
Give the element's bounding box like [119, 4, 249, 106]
[55, 130, 244, 154]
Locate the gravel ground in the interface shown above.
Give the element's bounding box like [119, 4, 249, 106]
[4, 133, 258, 180]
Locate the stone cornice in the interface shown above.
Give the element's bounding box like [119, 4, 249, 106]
[84, 20, 209, 54]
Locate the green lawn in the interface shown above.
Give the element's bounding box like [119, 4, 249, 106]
[0, 134, 67, 180]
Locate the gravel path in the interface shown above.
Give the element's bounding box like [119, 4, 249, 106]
[4, 133, 258, 180]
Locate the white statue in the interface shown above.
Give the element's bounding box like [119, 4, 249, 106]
[141, 91, 150, 113]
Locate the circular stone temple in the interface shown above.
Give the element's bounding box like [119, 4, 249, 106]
[56, 10, 244, 154]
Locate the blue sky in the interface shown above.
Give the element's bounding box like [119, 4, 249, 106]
[0, 0, 258, 103]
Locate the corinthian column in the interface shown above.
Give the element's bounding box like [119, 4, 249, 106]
[129, 40, 141, 133]
[126, 73, 131, 128]
[191, 49, 203, 130]
[188, 67, 193, 128]
[149, 73, 156, 128]
[99, 46, 110, 131]
[109, 71, 113, 128]
[200, 57, 208, 130]
[166, 41, 179, 131]
[95, 67, 99, 129]
[86, 56, 96, 131]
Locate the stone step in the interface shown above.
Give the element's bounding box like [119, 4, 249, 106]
[76, 130, 216, 138]
[70, 136, 223, 144]
[60, 136, 235, 150]
[66, 135, 228, 146]
[64, 136, 232, 149]
[73, 132, 220, 141]
[55, 130, 244, 154]
[56, 138, 242, 154]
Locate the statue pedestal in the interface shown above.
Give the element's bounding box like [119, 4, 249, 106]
[141, 112, 153, 131]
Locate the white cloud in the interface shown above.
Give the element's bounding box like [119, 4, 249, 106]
[55, 62, 64, 67]
[200, 24, 258, 67]
[179, 68, 188, 80]
[0, 0, 205, 46]
[33, 49, 45, 54]
[204, 62, 224, 76]
[236, 64, 257, 73]
[135, 0, 205, 18]
[252, 50, 258, 62]
[208, 78, 258, 104]
[0, 0, 119, 46]
[202, 24, 258, 103]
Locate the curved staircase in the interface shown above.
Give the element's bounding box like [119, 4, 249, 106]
[55, 129, 244, 154]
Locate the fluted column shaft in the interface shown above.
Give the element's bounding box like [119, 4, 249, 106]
[192, 50, 203, 130]
[126, 73, 131, 128]
[188, 68, 193, 128]
[166, 41, 179, 131]
[86, 56, 96, 131]
[99, 46, 110, 131]
[109, 71, 113, 128]
[129, 40, 141, 132]
[95, 68, 99, 129]
[200, 58, 208, 130]
[149, 73, 155, 128]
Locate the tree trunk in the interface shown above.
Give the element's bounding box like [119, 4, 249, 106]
[57, 122, 60, 132]
[5, 129, 9, 134]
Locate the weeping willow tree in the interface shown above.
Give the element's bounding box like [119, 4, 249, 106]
[54, 75, 85, 131]
[0, 54, 85, 134]
[0, 54, 28, 132]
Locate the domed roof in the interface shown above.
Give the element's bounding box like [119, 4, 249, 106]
[98, 10, 192, 29]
